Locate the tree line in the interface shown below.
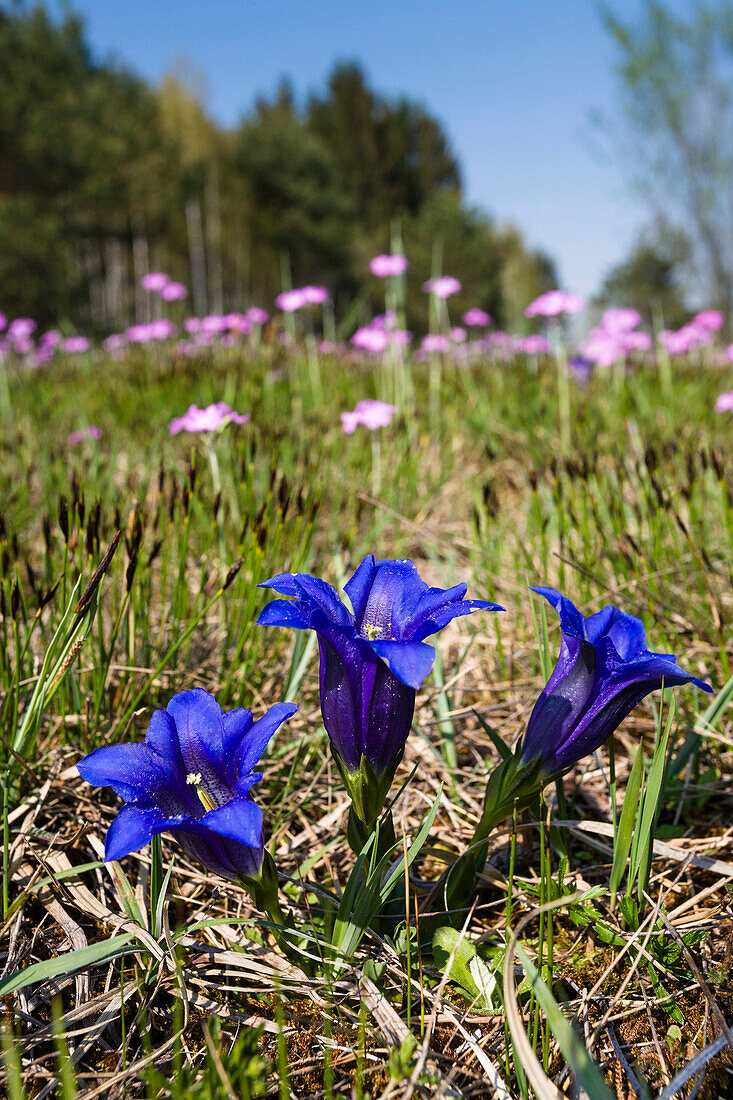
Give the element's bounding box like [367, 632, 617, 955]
[0, 5, 556, 334]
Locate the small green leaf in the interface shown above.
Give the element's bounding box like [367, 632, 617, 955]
[0, 933, 136, 996]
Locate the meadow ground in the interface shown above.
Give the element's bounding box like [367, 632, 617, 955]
[1, 338, 732, 1098]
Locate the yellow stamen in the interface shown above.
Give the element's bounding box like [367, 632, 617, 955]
[196, 788, 217, 813]
[186, 772, 216, 813]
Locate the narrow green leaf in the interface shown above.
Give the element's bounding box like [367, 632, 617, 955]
[514, 941, 615, 1100]
[635, 696, 675, 901]
[610, 741, 644, 899]
[0, 932, 136, 996]
[473, 709, 512, 762]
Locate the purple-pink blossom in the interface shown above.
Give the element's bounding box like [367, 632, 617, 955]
[422, 276, 461, 299]
[521, 334, 551, 355]
[352, 326, 390, 354]
[141, 272, 170, 293]
[715, 390, 733, 412]
[103, 334, 126, 353]
[275, 289, 305, 312]
[223, 312, 251, 332]
[369, 254, 409, 278]
[462, 308, 491, 327]
[693, 309, 725, 332]
[201, 314, 228, 335]
[160, 281, 188, 302]
[600, 308, 641, 334]
[68, 425, 102, 445]
[149, 319, 176, 340]
[300, 285, 330, 305]
[341, 399, 398, 434]
[658, 323, 713, 355]
[525, 290, 586, 318]
[421, 333, 451, 354]
[0, 313, 6, 332]
[247, 306, 269, 325]
[64, 336, 90, 354]
[390, 329, 412, 346]
[8, 318, 36, 340]
[125, 319, 176, 343]
[169, 402, 251, 435]
[450, 327, 467, 343]
[276, 285, 329, 311]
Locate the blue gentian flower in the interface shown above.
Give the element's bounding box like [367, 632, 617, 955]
[257, 556, 501, 781]
[521, 587, 712, 775]
[77, 689, 297, 881]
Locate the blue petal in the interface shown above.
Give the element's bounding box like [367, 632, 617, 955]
[236, 771, 262, 797]
[358, 559, 427, 638]
[530, 587, 587, 640]
[361, 660, 416, 773]
[259, 572, 352, 626]
[521, 635, 596, 768]
[235, 702, 298, 777]
[256, 599, 312, 629]
[221, 708, 254, 758]
[257, 572, 302, 597]
[586, 606, 648, 659]
[368, 638, 436, 689]
[289, 574, 352, 625]
[105, 804, 182, 862]
[165, 689, 235, 807]
[343, 555, 376, 620]
[412, 598, 503, 641]
[145, 708, 182, 767]
[411, 582, 468, 624]
[77, 743, 167, 804]
[201, 798, 264, 848]
[317, 633, 368, 772]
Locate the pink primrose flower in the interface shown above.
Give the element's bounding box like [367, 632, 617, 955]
[169, 402, 251, 435]
[369, 254, 409, 277]
[341, 399, 398, 434]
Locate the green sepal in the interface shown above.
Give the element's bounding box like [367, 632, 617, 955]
[240, 850, 313, 973]
[473, 748, 545, 847]
[240, 850, 286, 925]
[423, 749, 546, 932]
[347, 803, 397, 863]
[333, 747, 402, 831]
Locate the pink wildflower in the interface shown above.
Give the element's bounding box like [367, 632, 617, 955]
[341, 399, 397, 434]
[422, 276, 461, 299]
[462, 308, 491, 327]
[141, 272, 170, 293]
[169, 402, 250, 435]
[369, 254, 409, 277]
[68, 425, 102, 445]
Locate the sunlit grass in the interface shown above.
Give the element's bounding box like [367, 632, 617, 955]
[1, 340, 731, 1097]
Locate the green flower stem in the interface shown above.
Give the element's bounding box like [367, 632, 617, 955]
[336, 752, 400, 858]
[241, 851, 310, 972]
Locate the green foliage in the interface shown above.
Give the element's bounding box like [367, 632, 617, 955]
[388, 1032, 419, 1081]
[432, 926, 501, 1011]
[145, 1019, 270, 1100]
[594, 229, 691, 328]
[602, 0, 733, 313]
[0, 10, 555, 332]
[0, 5, 177, 328]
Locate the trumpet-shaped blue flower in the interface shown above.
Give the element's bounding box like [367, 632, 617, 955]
[522, 588, 712, 775]
[257, 556, 501, 781]
[77, 689, 297, 880]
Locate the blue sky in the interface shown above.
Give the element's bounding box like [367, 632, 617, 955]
[47, 0, 685, 296]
